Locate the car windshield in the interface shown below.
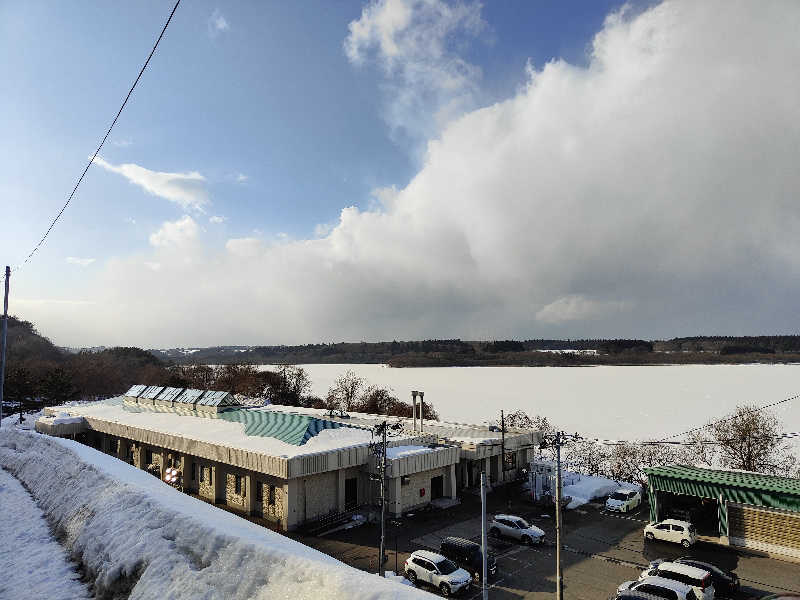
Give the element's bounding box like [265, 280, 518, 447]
[437, 559, 459, 575]
[515, 518, 530, 528]
[611, 493, 628, 501]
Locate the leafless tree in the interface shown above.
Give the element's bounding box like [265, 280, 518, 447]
[325, 370, 365, 411]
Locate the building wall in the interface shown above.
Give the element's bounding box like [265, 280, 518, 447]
[293, 470, 338, 524]
[253, 475, 286, 524]
[225, 472, 247, 510]
[397, 466, 448, 513]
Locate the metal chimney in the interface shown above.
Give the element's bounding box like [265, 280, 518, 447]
[411, 391, 418, 432]
[419, 391, 425, 433]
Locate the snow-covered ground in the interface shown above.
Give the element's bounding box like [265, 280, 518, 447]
[0, 467, 90, 600]
[281, 364, 800, 440]
[0, 423, 428, 600]
[559, 471, 639, 509]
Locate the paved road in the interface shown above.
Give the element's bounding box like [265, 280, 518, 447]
[293, 490, 800, 599]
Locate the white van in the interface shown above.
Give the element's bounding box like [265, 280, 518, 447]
[640, 561, 715, 600]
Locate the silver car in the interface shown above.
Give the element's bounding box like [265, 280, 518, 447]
[489, 514, 545, 545]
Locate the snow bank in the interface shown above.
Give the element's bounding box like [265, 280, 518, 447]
[0, 468, 90, 600]
[0, 430, 427, 600]
[561, 471, 639, 509]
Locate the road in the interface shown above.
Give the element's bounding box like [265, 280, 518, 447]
[293, 491, 800, 599]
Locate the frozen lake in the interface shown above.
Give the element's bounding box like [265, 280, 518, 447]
[275, 364, 800, 441]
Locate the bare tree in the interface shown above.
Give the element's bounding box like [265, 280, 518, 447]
[707, 404, 796, 475]
[325, 370, 365, 411]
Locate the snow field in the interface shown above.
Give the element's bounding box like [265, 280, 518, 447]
[0, 467, 90, 600]
[0, 429, 429, 600]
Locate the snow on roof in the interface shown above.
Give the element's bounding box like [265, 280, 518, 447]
[60, 398, 376, 457]
[385, 445, 434, 459]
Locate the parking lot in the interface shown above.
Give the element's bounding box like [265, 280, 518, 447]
[291, 486, 800, 599]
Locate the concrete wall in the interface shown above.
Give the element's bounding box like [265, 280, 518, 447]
[395, 466, 450, 514]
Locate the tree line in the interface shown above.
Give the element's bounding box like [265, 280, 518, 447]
[504, 405, 800, 485]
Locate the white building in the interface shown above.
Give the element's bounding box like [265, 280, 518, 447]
[36, 385, 541, 532]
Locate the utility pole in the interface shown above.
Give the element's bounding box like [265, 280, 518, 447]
[500, 409, 509, 508]
[480, 471, 488, 600]
[379, 421, 387, 578]
[0, 266, 9, 427]
[554, 431, 564, 600]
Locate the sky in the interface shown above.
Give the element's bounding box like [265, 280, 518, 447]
[1, 0, 799, 348]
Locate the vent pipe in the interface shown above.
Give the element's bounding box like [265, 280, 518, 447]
[419, 391, 424, 433]
[411, 391, 418, 432]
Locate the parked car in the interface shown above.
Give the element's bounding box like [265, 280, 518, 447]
[489, 514, 546, 544]
[618, 576, 699, 600]
[404, 550, 472, 597]
[439, 536, 497, 582]
[610, 591, 676, 600]
[639, 561, 714, 600]
[644, 519, 697, 548]
[606, 488, 642, 513]
[650, 557, 738, 597]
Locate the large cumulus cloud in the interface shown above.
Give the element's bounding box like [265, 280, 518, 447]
[39, 1, 800, 346]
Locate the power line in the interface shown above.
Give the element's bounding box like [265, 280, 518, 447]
[17, 0, 181, 270]
[657, 392, 799, 443]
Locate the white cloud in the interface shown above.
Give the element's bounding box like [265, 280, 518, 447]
[65, 257, 96, 267]
[345, 0, 486, 144]
[535, 296, 630, 325]
[208, 9, 230, 36]
[148, 216, 199, 248]
[111, 137, 132, 148]
[91, 156, 209, 212]
[27, 1, 800, 346]
[225, 237, 265, 258]
[209, 215, 227, 224]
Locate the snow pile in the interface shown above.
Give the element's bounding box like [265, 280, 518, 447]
[385, 445, 433, 459]
[0, 429, 427, 600]
[561, 471, 639, 509]
[0, 468, 90, 600]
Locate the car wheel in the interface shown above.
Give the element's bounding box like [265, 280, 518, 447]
[407, 571, 417, 586]
[645, 532, 654, 540]
[439, 583, 451, 597]
[522, 535, 532, 545]
[681, 539, 691, 548]
[489, 527, 500, 538]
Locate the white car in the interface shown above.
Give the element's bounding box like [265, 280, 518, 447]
[619, 576, 700, 600]
[404, 550, 472, 596]
[644, 519, 697, 548]
[606, 488, 641, 513]
[489, 514, 545, 545]
[639, 561, 715, 600]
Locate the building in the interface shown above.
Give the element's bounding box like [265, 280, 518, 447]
[645, 465, 800, 559]
[36, 385, 540, 532]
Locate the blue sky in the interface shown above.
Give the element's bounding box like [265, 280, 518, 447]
[2, 1, 798, 347]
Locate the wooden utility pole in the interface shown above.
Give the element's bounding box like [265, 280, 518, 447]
[0, 266, 9, 426]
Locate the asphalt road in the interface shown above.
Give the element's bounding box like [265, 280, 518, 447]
[292, 490, 800, 599]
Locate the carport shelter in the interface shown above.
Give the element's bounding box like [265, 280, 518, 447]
[645, 465, 800, 559]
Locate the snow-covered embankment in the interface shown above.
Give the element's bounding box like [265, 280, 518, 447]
[0, 429, 425, 599]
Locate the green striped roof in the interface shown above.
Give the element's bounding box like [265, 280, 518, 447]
[219, 409, 347, 445]
[645, 465, 800, 496]
[117, 397, 354, 446]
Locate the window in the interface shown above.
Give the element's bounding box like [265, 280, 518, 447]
[268, 484, 276, 506]
[503, 451, 516, 471]
[671, 525, 685, 532]
[234, 474, 242, 495]
[191, 462, 196, 481]
[256, 481, 263, 502]
[656, 524, 671, 530]
[145, 449, 153, 464]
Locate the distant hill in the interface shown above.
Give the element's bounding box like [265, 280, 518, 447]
[148, 335, 800, 367]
